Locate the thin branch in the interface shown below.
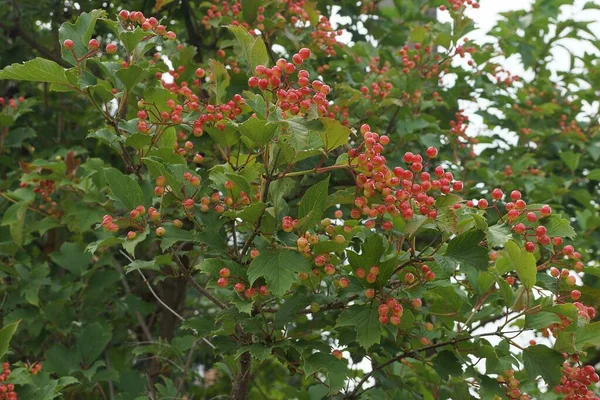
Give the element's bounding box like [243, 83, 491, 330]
[173, 254, 227, 309]
[119, 251, 216, 349]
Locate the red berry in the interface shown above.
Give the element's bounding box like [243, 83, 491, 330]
[220, 268, 230, 278]
[492, 188, 503, 200]
[299, 47, 311, 59]
[88, 39, 99, 50]
[426, 147, 438, 158]
[571, 290, 581, 300]
[217, 277, 228, 287]
[64, 39, 74, 49]
[525, 242, 536, 252]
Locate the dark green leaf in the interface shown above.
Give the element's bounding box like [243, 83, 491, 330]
[248, 250, 312, 296]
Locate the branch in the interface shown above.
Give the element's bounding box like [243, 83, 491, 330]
[173, 254, 227, 309]
[119, 251, 216, 348]
[345, 331, 502, 399]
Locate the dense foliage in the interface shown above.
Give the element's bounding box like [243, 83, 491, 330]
[1, 0, 600, 399]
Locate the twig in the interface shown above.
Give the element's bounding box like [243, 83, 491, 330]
[173, 254, 227, 309]
[119, 251, 216, 349]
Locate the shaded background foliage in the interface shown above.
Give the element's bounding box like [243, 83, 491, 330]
[0, 0, 599, 399]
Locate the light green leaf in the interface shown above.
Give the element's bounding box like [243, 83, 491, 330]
[544, 215, 576, 239]
[496, 240, 536, 289]
[58, 9, 106, 66]
[587, 168, 600, 180]
[104, 167, 145, 210]
[487, 224, 511, 248]
[119, 28, 148, 54]
[236, 117, 278, 147]
[0, 58, 69, 85]
[209, 59, 230, 104]
[116, 65, 148, 91]
[336, 305, 382, 349]
[248, 250, 312, 296]
[297, 176, 330, 232]
[410, 26, 427, 43]
[122, 226, 149, 256]
[559, 151, 580, 172]
[317, 118, 351, 152]
[1, 200, 31, 246]
[0, 321, 20, 359]
[228, 25, 269, 71]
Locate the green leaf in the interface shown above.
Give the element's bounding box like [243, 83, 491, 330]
[119, 28, 148, 54]
[76, 322, 112, 365]
[143, 157, 182, 193]
[248, 250, 312, 296]
[303, 353, 348, 393]
[104, 167, 145, 210]
[524, 311, 561, 329]
[559, 151, 580, 172]
[0, 321, 20, 359]
[86, 236, 124, 254]
[223, 202, 266, 224]
[209, 59, 230, 104]
[437, 229, 488, 271]
[0, 58, 69, 85]
[587, 168, 600, 180]
[496, 240, 536, 290]
[317, 118, 351, 152]
[4, 127, 36, 148]
[58, 9, 105, 66]
[336, 305, 382, 349]
[544, 215, 576, 239]
[160, 225, 196, 251]
[50, 242, 92, 276]
[522, 345, 564, 386]
[236, 117, 278, 147]
[574, 322, 600, 351]
[1, 200, 31, 246]
[410, 26, 427, 43]
[122, 226, 149, 256]
[228, 25, 269, 71]
[297, 176, 330, 232]
[116, 65, 148, 91]
[182, 317, 216, 337]
[487, 224, 511, 248]
[44, 344, 80, 376]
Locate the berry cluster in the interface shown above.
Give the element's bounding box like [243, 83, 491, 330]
[377, 298, 404, 326]
[439, 0, 480, 11]
[554, 360, 600, 399]
[350, 126, 463, 225]
[0, 97, 24, 110]
[309, 16, 343, 57]
[0, 363, 17, 400]
[496, 369, 530, 400]
[542, 301, 596, 338]
[247, 50, 335, 119]
[398, 43, 442, 78]
[138, 83, 245, 135]
[117, 10, 176, 40]
[218, 266, 269, 299]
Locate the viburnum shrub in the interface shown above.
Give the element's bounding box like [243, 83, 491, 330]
[0, 0, 599, 399]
